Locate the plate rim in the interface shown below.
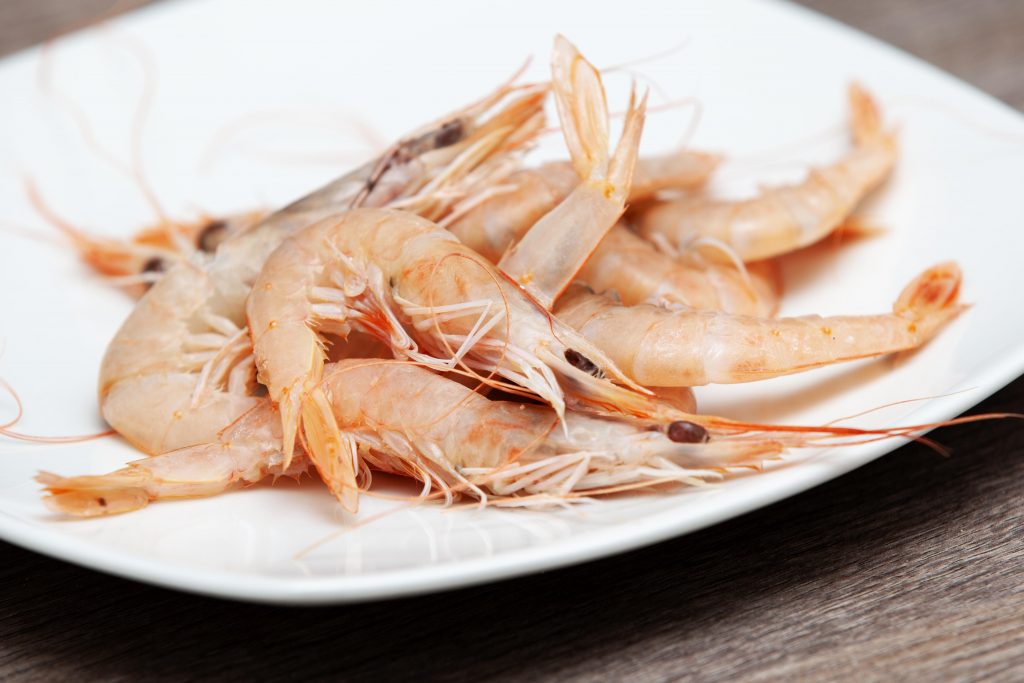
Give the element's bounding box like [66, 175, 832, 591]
[1, 0, 1023, 604]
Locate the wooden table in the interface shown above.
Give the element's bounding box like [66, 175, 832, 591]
[2, 1, 1022, 680]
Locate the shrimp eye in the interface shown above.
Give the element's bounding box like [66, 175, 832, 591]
[197, 220, 228, 253]
[435, 120, 464, 148]
[142, 257, 166, 274]
[667, 420, 709, 444]
[565, 349, 601, 377]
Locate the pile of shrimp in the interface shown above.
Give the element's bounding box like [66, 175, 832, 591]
[31, 36, 979, 518]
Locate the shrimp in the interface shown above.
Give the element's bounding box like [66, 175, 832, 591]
[247, 38, 665, 495]
[39, 360, 781, 516]
[37, 402, 309, 517]
[247, 207, 678, 511]
[633, 84, 896, 261]
[578, 225, 781, 316]
[495, 35, 647, 309]
[320, 360, 781, 500]
[99, 82, 545, 455]
[554, 262, 963, 387]
[442, 42, 775, 315]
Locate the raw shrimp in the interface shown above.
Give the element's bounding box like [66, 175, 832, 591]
[39, 360, 781, 516]
[554, 263, 963, 387]
[578, 225, 781, 316]
[321, 360, 780, 500]
[633, 84, 896, 261]
[442, 41, 775, 315]
[247, 38, 663, 489]
[247, 207, 678, 511]
[496, 35, 647, 309]
[99, 82, 545, 455]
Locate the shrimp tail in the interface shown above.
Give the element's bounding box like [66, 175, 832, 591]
[893, 261, 966, 336]
[498, 36, 647, 309]
[849, 82, 894, 149]
[37, 470, 152, 517]
[279, 387, 304, 467]
[550, 33, 646, 196]
[607, 87, 646, 200]
[38, 406, 309, 517]
[552, 33, 611, 181]
[300, 389, 360, 512]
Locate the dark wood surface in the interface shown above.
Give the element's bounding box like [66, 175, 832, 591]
[2, 1, 1023, 681]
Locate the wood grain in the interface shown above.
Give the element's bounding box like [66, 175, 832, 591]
[0, 0, 156, 58]
[1, 1, 1023, 681]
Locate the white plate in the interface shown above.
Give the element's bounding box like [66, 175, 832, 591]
[1, 0, 1022, 605]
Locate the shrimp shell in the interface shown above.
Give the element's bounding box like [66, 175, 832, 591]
[555, 263, 964, 387]
[633, 84, 896, 261]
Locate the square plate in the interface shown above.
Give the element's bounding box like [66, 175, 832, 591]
[1, 0, 1022, 604]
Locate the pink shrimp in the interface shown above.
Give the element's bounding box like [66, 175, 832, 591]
[39, 360, 782, 516]
[99, 82, 545, 455]
[554, 263, 963, 387]
[633, 84, 896, 261]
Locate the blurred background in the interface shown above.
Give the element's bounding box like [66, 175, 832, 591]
[1, 0, 1020, 109]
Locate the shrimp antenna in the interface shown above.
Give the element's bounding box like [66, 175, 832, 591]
[0, 376, 113, 443]
[824, 387, 979, 426]
[700, 412, 1024, 453]
[198, 107, 383, 174]
[422, 252, 537, 401]
[38, 14, 174, 231]
[600, 38, 692, 74]
[889, 96, 1024, 146]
